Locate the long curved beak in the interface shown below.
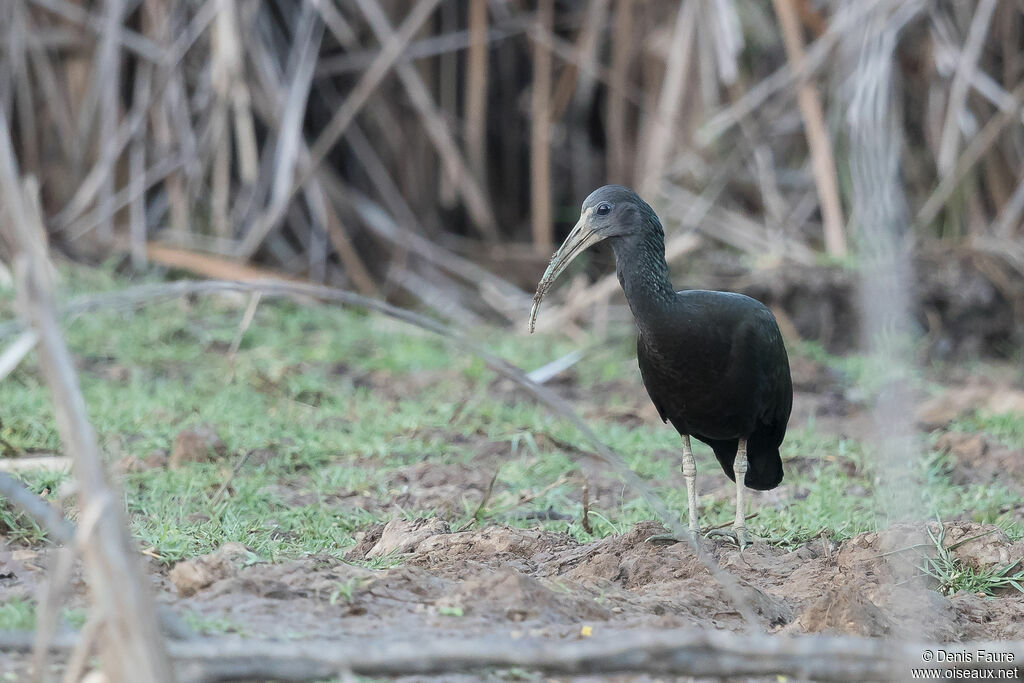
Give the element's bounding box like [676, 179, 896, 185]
[529, 211, 605, 333]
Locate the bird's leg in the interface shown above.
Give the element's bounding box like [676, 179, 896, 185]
[681, 435, 699, 534]
[731, 439, 749, 548]
[706, 438, 749, 549]
[645, 435, 699, 545]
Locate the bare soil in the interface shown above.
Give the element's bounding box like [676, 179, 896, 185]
[153, 518, 1024, 646]
[157, 365, 1024, 651]
[3, 357, 1024, 681]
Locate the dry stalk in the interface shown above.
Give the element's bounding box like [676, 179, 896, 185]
[698, 0, 882, 146]
[550, 0, 609, 121]
[936, 0, 998, 177]
[7, 0, 1024, 313]
[349, 0, 499, 241]
[129, 62, 152, 268]
[237, 0, 443, 259]
[916, 81, 1024, 230]
[352, 0, 499, 241]
[464, 0, 488, 184]
[771, 0, 846, 257]
[529, 0, 554, 251]
[638, 1, 696, 199]
[0, 109, 173, 681]
[606, 1, 635, 186]
[28, 0, 163, 60]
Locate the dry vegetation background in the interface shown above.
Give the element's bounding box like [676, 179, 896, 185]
[3, 0, 1024, 681]
[0, 0, 1023, 355]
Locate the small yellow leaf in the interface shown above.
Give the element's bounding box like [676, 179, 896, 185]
[580, 625, 593, 637]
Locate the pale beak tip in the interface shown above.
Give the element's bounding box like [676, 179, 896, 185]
[528, 300, 540, 334]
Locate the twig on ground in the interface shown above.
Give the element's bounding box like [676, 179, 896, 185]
[0, 472, 75, 543]
[0, 456, 71, 473]
[209, 450, 254, 509]
[227, 292, 262, 359]
[458, 467, 499, 532]
[706, 512, 758, 531]
[581, 477, 593, 534]
[0, 330, 39, 382]
[526, 349, 584, 384]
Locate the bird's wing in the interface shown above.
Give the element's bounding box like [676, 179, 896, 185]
[636, 335, 669, 423]
[754, 307, 794, 427]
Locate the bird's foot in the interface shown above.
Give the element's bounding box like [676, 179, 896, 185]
[644, 529, 701, 546]
[705, 525, 749, 550]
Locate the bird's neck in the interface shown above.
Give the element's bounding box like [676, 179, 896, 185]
[612, 232, 676, 333]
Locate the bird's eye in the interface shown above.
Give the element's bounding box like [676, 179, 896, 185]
[596, 203, 612, 216]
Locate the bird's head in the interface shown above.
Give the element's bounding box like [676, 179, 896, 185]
[529, 185, 660, 332]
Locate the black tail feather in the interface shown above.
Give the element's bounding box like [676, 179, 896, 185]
[743, 446, 783, 490]
[698, 432, 784, 491]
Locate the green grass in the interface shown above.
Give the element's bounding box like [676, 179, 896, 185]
[950, 411, 1024, 449]
[918, 524, 1024, 596]
[0, 597, 90, 632]
[0, 469, 68, 544]
[1, 266, 1021, 564]
[0, 598, 36, 631]
[180, 610, 250, 636]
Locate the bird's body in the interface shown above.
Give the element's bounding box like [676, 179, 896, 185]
[635, 290, 791, 491]
[531, 185, 793, 546]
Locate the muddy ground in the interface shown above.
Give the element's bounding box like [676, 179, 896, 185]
[2, 351, 1024, 681]
[6, 518, 1023, 680]
[159, 518, 1024, 643]
[163, 365, 1024, 648]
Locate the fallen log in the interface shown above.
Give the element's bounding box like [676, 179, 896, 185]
[1, 628, 1021, 682]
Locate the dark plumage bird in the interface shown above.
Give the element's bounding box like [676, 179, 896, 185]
[530, 185, 792, 547]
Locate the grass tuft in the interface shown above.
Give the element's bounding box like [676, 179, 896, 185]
[918, 524, 1024, 596]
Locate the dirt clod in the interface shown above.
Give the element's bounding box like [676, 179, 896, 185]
[436, 567, 610, 622]
[367, 518, 449, 559]
[169, 425, 227, 469]
[941, 523, 1024, 570]
[169, 542, 255, 597]
[938, 431, 1024, 490]
[917, 384, 1024, 430]
[120, 449, 168, 473]
[794, 585, 893, 637]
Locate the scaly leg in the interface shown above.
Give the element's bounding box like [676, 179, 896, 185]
[731, 439, 749, 548]
[681, 435, 699, 534]
[646, 434, 700, 545]
[707, 438, 749, 549]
